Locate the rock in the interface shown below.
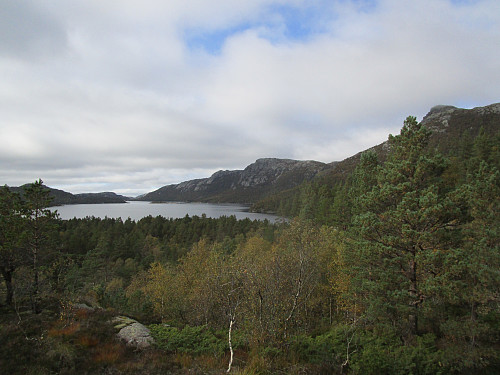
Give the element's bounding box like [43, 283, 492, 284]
[72, 303, 95, 311]
[421, 105, 457, 132]
[421, 102, 500, 134]
[112, 316, 154, 349]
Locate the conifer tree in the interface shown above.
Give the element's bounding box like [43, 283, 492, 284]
[349, 117, 463, 340]
[0, 186, 23, 306]
[437, 160, 500, 369]
[22, 179, 59, 314]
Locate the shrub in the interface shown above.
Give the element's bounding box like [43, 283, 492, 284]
[288, 324, 355, 369]
[149, 324, 226, 356]
[350, 331, 443, 375]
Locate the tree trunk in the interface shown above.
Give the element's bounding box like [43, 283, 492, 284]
[1, 266, 14, 306]
[408, 257, 418, 337]
[31, 244, 41, 314]
[227, 316, 235, 373]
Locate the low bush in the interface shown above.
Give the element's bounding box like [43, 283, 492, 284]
[149, 324, 227, 356]
[350, 331, 444, 375]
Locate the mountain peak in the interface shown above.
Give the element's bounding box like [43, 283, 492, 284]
[421, 102, 500, 133]
[428, 105, 457, 114]
[140, 158, 327, 203]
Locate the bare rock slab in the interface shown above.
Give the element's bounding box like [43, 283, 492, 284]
[112, 316, 154, 349]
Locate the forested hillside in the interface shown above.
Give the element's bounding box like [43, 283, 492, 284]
[252, 103, 500, 220]
[1, 111, 499, 374]
[8, 185, 129, 206]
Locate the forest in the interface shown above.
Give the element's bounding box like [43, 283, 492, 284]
[1, 117, 499, 374]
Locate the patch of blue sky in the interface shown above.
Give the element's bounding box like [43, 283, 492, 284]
[349, 0, 378, 13]
[449, 0, 481, 5]
[263, 2, 332, 42]
[184, 22, 254, 55]
[184, 1, 374, 54]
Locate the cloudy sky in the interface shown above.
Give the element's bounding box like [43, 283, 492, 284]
[1, 0, 499, 196]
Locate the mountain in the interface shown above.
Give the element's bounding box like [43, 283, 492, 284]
[139, 103, 499, 207]
[138, 158, 328, 204]
[8, 185, 129, 206]
[315, 102, 500, 181]
[251, 102, 500, 214]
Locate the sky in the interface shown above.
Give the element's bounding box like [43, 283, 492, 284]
[1, 0, 499, 196]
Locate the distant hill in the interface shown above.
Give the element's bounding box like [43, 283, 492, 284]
[137, 158, 328, 204]
[72, 192, 130, 205]
[8, 185, 129, 206]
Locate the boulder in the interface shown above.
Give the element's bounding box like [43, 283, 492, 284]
[72, 303, 95, 311]
[112, 316, 154, 349]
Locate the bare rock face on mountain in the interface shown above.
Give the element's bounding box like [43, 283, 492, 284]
[238, 158, 323, 187]
[421, 102, 500, 151]
[421, 103, 500, 134]
[420, 105, 458, 132]
[139, 158, 328, 204]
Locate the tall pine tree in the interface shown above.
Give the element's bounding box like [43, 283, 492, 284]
[348, 116, 464, 341]
[22, 179, 59, 314]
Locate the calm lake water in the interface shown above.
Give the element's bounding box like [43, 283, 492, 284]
[50, 201, 282, 222]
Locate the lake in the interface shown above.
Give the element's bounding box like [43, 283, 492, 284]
[50, 201, 282, 222]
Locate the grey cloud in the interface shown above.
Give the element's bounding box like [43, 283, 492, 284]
[1, 0, 499, 195]
[0, 0, 68, 60]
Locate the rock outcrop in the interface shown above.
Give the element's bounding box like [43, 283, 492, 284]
[421, 103, 500, 131]
[113, 316, 154, 349]
[138, 158, 328, 204]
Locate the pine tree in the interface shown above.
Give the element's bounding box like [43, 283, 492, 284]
[0, 186, 24, 306]
[436, 159, 500, 369]
[348, 117, 463, 340]
[22, 179, 59, 314]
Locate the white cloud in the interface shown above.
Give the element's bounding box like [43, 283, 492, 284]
[1, 0, 499, 195]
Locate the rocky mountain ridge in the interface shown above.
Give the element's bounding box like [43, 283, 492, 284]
[138, 158, 328, 203]
[127, 102, 500, 205]
[252, 102, 500, 213]
[321, 102, 500, 180]
[423, 102, 500, 129]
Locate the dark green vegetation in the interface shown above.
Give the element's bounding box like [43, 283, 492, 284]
[8, 184, 129, 206]
[1, 104, 499, 374]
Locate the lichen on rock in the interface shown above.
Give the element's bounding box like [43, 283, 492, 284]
[112, 316, 154, 349]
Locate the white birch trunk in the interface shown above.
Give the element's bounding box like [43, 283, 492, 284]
[227, 316, 235, 373]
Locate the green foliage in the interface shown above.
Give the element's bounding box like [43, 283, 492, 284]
[0, 186, 24, 305]
[350, 332, 443, 375]
[347, 117, 467, 339]
[21, 180, 61, 314]
[289, 327, 346, 366]
[149, 324, 230, 356]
